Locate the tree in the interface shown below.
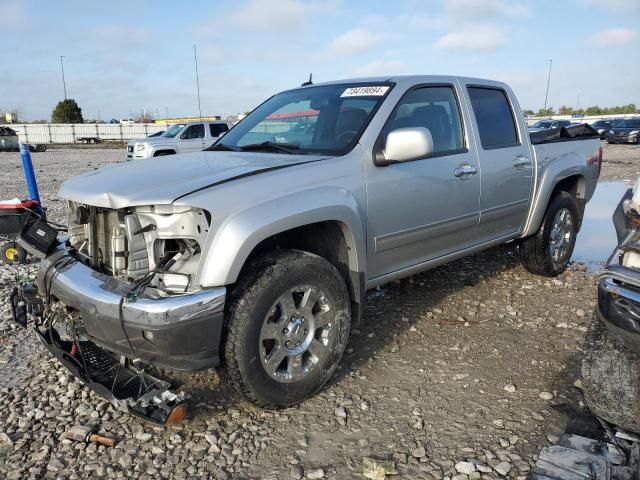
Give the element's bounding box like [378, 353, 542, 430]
[536, 107, 555, 117]
[51, 99, 84, 123]
[523, 109, 535, 117]
[558, 105, 573, 115]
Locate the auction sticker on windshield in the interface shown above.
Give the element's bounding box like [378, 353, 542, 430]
[341, 86, 389, 97]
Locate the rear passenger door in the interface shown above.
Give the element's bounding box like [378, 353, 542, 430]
[178, 123, 205, 153]
[464, 85, 532, 241]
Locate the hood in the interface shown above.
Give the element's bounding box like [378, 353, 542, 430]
[612, 127, 638, 133]
[60, 150, 328, 209]
[127, 135, 174, 146]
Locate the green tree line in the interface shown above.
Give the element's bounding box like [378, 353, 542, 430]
[524, 104, 639, 117]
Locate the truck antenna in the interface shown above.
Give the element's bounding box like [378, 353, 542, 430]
[301, 73, 313, 87]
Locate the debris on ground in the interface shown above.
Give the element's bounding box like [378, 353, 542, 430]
[64, 425, 114, 447]
[362, 457, 398, 479]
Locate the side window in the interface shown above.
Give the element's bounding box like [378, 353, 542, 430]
[385, 86, 464, 155]
[467, 87, 519, 149]
[209, 123, 229, 137]
[182, 124, 205, 139]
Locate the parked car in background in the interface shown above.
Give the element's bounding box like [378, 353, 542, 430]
[26, 75, 602, 420]
[607, 118, 640, 144]
[528, 119, 572, 132]
[125, 120, 232, 159]
[591, 119, 615, 139]
[120, 118, 135, 125]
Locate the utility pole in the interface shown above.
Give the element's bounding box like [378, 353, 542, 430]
[576, 90, 581, 112]
[60, 55, 67, 99]
[193, 44, 203, 120]
[543, 59, 552, 112]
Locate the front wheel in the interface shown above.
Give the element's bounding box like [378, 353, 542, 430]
[223, 250, 351, 408]
[520, 191, 579, 276]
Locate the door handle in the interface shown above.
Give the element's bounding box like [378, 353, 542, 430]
[454, 164, 478, 178]
[513, 155, 530, 168]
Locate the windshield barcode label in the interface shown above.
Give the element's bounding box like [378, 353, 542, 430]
[341, 86, 389, 97]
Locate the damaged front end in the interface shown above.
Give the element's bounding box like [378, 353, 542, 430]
[598, 183, 640, 353]
[11, 283, 189, 426]
[10, 201, 226, 426]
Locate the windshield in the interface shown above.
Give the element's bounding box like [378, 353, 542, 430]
[532, 121, 552, 128]
[617, 119, 640, 128]
[213, 83, 393, 155]
[163, 124, 187, 138]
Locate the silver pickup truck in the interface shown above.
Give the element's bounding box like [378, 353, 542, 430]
[29, 75, 601, 417]
[125, 120, 233, 160]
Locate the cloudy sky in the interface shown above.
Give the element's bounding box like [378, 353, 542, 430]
[1, 0, 639, 120]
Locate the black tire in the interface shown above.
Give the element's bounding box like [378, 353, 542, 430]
[36, 144, 46, 152]
[223, 250, 351, 408]
[582, 318, 640, 432]
[0, 242, 27, 265]
[520, 191, 579, 276]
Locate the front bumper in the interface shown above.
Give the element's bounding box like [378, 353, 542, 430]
[607, 134, 638, 144]
[597, 265, 640, 352]
[38, 247, 226, 371]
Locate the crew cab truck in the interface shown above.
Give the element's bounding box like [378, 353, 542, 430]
[31, 76, 601, 414]
[125, 120, 232, 160]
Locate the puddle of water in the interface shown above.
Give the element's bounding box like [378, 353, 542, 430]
[572, 180, 632, 270]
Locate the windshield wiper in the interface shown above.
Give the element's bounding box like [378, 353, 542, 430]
[238, 141, 300, 154]
[206, 143, 239, 152]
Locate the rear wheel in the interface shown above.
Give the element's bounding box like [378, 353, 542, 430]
[582, 318, 640, 432]
[520, 191, 579, 276]
[0, 242, 27, 265]
[223, 250, 351, 408]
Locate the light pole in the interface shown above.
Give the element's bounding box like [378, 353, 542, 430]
[60, 55, 67, 100]
[576, 90, 581, 112]
[543, 59, 552, 112]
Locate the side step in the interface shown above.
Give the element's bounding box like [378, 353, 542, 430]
[36, 328, 188, 426]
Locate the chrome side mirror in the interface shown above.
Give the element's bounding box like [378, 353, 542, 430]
[381, 127, 434, 164]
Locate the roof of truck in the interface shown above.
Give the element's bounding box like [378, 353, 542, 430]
[286, 75, 509, 92]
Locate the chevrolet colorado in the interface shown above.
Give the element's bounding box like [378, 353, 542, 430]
[23, 76, 601, 417]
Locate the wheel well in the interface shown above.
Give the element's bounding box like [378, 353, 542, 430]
[153, 149, 176, 157]
[551, 175, 586, 220]
[238, 221, 361, 312]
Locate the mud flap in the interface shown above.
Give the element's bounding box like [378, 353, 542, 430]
[35, 327, 189, 426]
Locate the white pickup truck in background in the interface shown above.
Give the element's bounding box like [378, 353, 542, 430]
[126, 120, 233, 160]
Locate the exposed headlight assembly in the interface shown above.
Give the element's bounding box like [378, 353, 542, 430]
[135, 144, 147, 152]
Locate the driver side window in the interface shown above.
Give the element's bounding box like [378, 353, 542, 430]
[385, 86, 465, 155]
[182, 124, 205, 139]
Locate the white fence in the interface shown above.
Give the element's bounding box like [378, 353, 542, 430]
[0, 123, 166, 144]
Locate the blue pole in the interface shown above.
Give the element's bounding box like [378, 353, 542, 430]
[19, 143, 40, 202]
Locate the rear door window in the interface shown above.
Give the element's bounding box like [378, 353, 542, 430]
[209, 123, 229, 137]
[467, 87, 519, 149]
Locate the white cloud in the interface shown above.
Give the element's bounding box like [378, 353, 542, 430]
[581, 0, 640, 16]
[331, 28, 382, 55]
[591, 28, 638, 46]
[443, 0, 529, 20]
[436, 26, 507, 52]
[208, 0, 324, 32]
[354, 58, 409, 76]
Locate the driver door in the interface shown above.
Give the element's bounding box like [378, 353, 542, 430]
[365, 84, 481, 280]
[178, 123, 205, 153]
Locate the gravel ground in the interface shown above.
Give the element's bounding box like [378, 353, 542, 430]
[0, 142, 637, 479]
